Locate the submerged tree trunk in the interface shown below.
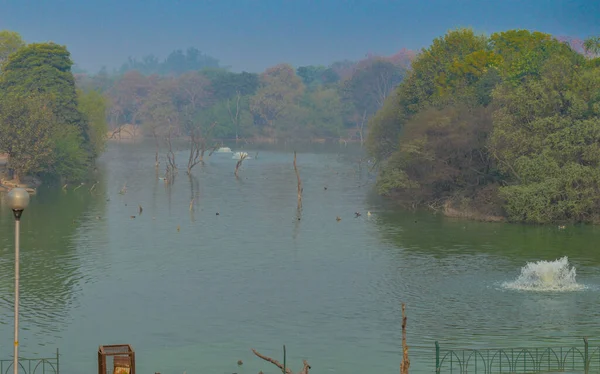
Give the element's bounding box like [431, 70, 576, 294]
[234, 154, 247, 178]
[294, 151, 303, 209]
[186, 122, 217, 175]
[401, 303, 410, 374]
[153, 130, 160, 168]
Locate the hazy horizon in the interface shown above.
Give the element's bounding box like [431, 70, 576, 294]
[0, 0, 598, 74]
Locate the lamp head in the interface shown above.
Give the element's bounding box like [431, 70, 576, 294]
[6, 188, 30, 213]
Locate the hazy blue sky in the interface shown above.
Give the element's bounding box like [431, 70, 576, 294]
[0, 0, 598, 74]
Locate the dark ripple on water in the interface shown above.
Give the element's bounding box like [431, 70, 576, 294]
[0, 207, 110, 353]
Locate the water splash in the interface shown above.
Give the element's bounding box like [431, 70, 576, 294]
[502, 256, 585, 292]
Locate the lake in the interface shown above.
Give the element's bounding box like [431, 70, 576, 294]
[1, 140, 600, 374]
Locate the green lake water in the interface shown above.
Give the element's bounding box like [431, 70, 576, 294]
[1, 140, 600, 373]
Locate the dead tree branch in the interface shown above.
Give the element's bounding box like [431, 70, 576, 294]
[166, 129, 177, 172]
[152, 128, 160, 168]
[208, 143, 221, 157]
[293, 151, 303, 209]
[401, 302, 410, 374]
[251, 348, 311, 374]
[227, 90, 242, 144]
[187, 122, 218, 174]
[234, 154, 248, 178]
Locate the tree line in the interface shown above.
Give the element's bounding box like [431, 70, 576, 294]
[0, 30, 108, 184]
[367, 28, 600, 224]
[75, 49, 413, 144]
[0, 27, 414, 185]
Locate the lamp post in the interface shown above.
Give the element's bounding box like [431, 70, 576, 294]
[6, 188, 30, 374]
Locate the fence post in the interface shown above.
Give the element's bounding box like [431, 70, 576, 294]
[584, 337, 589, 374]
[435, 341, 440, 373]
[56, 348, 60, 374]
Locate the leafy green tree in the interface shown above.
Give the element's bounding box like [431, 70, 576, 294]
[490, 54, 600, 223]
[489, 30, 582, 85]
[49, 124, 90, 182]
[75, 66, 117, 93]
[249, 64, 304, 137]
[0, 93, 58, 183]
[367, 28, 488, 163]
[119, 47, 220, 76]
[584, 36, 600, 57]
[297, 65, 339, 89]
[0, 30, 25, 64]
[303, 88, 344, 137]
[201, 69, 259, 101]
[77, 89, 109, 158]
[366, 28, 600, 223]
[0, 43, 88, 138]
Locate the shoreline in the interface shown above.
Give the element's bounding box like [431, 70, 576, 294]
[442, 200, 506, 223]
[106, 125, 364, 145]
[107, 135, 364, 145]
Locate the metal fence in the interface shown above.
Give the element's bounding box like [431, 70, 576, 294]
[435, 338, 600, 373]
[0, 349, 59, 374]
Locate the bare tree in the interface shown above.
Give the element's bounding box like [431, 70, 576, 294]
[234, 153, 247, 178]
[140, 79, 178, 168]
[186, 122, 217, 175]
[164, 124, 178, 183]
[355, 109, 367, 148]
[227, 90, 242, 144]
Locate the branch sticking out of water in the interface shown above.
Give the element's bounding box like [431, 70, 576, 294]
[251, 348, 310, 374]
[294, 151, 303, 209]
[401, 302, 410, 374]
[208, 143, 220, 157]
[234, 154, 247, 178]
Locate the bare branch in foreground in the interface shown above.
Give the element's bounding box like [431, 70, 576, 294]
[251, 348, 311, 374]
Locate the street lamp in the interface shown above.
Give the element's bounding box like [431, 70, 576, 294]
[6, 188, 30, 374]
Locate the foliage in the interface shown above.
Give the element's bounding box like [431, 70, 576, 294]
[297, 65, 339, 88]
[74, 47, 414, 143]
[304, 88, 344, 137]
[201, 69, 259, 100]
[48, 124, 90, 182]
[584, 36, 600, 56]
[0, 32, 102, 184]
[0, 30, 25, 64]
[368, 27, 600, 224]
[490, 54, 600, 223]
[0, 43, 88, 136]
[77, 89, 109, 158]
[140, 79, 179, 138]
[0, 93, 58, 181]
[249, 63, 304, 136]
[118, 47, 220, 76]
